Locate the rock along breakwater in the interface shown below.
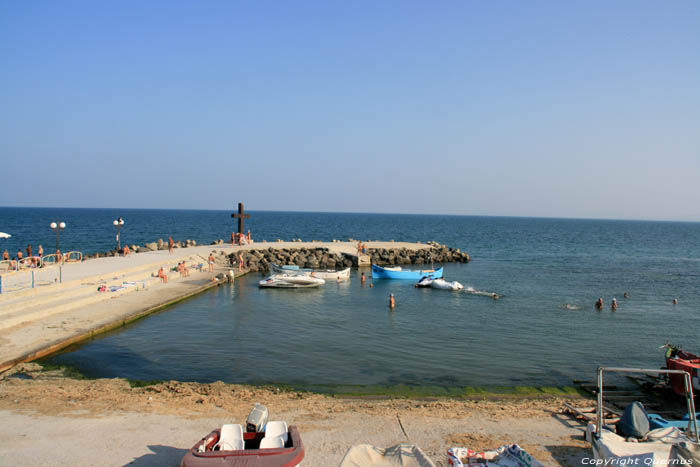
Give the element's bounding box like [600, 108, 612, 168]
[226, 242, 470, 273]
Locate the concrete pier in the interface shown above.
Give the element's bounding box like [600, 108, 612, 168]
[0, 241, 444, 372]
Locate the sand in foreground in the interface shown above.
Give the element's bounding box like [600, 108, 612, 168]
[0, 364, 591, 466]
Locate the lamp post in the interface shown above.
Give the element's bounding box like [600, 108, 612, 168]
[50, 221, 66, 254]
[113, 217, 124, 251]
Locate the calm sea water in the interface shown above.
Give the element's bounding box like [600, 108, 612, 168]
[2, 207, 699, 388]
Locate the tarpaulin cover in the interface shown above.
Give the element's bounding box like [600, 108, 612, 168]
[617, 401, 650, 439]
[339, 444, 436, 467]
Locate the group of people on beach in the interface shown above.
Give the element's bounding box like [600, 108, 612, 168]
[3, 244, 45, 270]
[231, 231, 252, 246]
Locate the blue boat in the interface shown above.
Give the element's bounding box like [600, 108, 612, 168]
[371, 264, 444, 280]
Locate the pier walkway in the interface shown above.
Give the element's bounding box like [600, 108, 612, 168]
[0, 241, 428, 372]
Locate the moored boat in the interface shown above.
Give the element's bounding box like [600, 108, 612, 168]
[372, 264, 443, 280]
[269, 263, 350, 281]
[258, 274, 325, 288]
[415, 276, 434, 288]
[430, 278, 464, 290]
[269, 263, 312, 275]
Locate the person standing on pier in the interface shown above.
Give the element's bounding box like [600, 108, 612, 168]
[2, 250, 8, 262]
[37, 245, 43, 259]
[168, 236, 174, 254]
[208, 253, 215, 273]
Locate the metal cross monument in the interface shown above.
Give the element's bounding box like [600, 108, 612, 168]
[231, 202, 251, 237]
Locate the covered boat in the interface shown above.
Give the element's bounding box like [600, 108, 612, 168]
[587, 367, 700, 465]
[182, 418, 304, 467]
[664, 345, 700, 396]
[430, 278, 464, 291]
[372, 264, 443, 280]
[258, 274, 325, 288]
[269, 263, 351, 281]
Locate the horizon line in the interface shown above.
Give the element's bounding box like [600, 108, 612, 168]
[1, 205, 698, 224]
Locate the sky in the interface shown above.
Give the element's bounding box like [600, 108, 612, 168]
[1, 1, 699, 220]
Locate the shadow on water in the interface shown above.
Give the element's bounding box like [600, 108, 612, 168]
[126, 445, 188, 466]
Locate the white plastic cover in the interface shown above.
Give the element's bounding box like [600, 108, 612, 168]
[339, 444, 437, 467]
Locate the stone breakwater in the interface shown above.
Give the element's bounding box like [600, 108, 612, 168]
[227, 243, 470, 273]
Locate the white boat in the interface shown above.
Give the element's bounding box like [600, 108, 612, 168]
[269, 263, 350, 281]
[431, 278, 464, 290]
[415, 276, 434, 288]
[309, 268, 350, 281]
[587, 367, 700, 464]
[258, 274, 325, 288]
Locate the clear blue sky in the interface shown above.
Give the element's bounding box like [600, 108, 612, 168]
[1, 1, 699, 220]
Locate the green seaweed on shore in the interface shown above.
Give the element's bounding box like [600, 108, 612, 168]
[277, 383, 585, 398]
[127, 379, 165, 388]
[36, 361, 93, 380]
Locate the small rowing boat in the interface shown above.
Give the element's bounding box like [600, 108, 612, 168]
[258, 274, 325, 288]
[269, 263, 351, 281]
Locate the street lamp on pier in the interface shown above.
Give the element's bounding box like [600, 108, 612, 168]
[113, 217, 124, 251]
[50, 221, 66, 254]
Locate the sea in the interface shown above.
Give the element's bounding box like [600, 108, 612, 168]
[2, 207, 699, 390]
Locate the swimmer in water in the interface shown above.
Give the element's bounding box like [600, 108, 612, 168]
[623, 292, 629, 299]
[611, 298, 618, 311]
[595, 298, 604, 309]
[673, 298, 678, 305]
[389, 293, 395, 309]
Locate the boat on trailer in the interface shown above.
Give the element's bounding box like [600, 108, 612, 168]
[587, 366, 700, 464]
[258, 274, 325, 288]
[372, 264, 443, 280]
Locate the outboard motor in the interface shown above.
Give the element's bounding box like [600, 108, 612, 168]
[246, 403, 269, 433]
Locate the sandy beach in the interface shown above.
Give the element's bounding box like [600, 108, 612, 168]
[0, 363, 591, 466]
